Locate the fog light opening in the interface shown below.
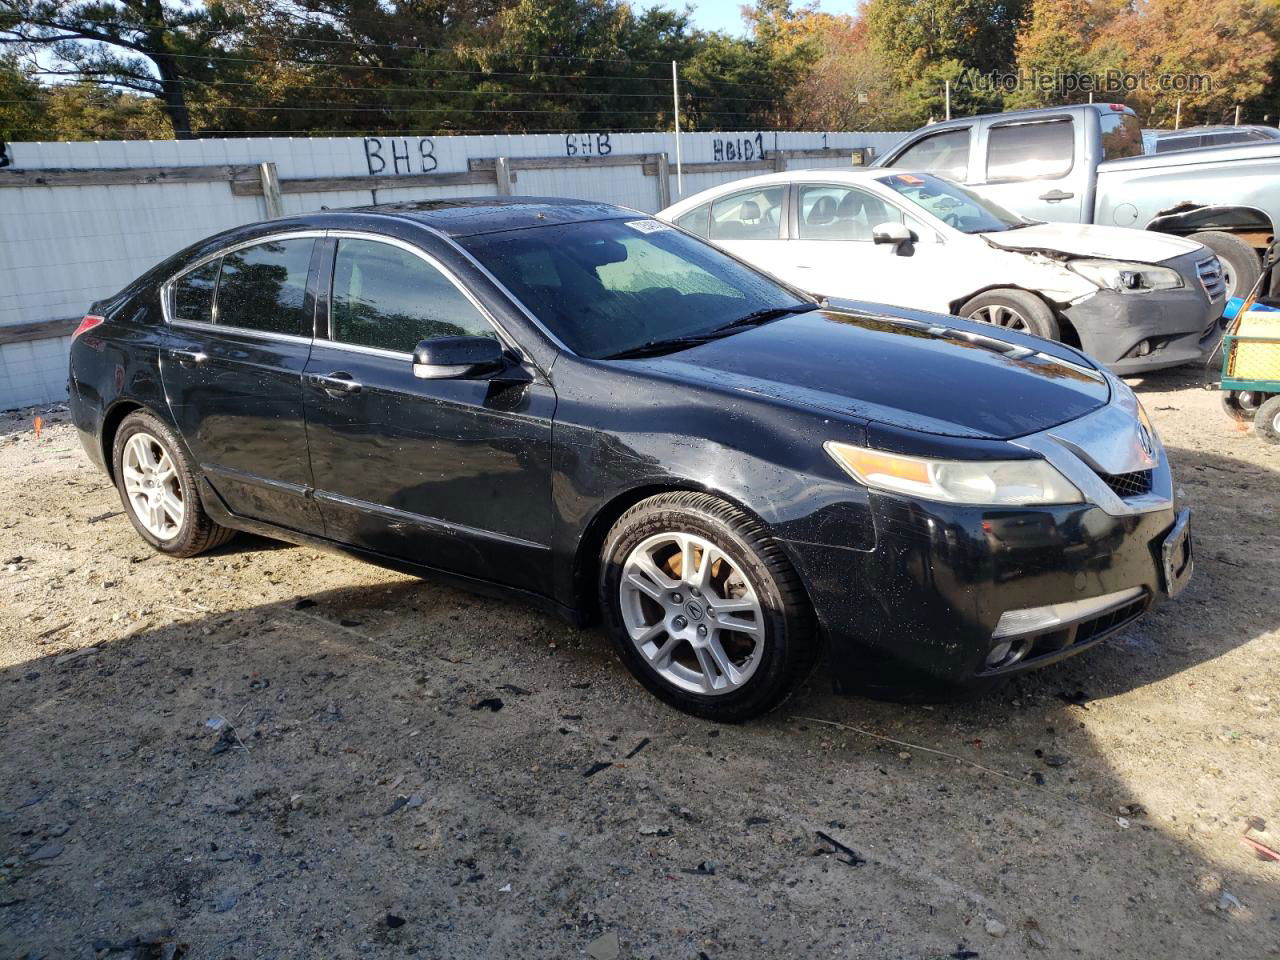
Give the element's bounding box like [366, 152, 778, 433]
[985, 638, 1030, 669]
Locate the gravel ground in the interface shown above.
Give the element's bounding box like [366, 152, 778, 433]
[1, 365, 1278, 960]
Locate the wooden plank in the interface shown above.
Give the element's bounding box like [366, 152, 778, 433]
[779, 146, 871, 165]
[469, 153, 659, 173]
[641, 158, 775, 177]
[259, 161, 285, 218]
[655, 153, 671, 209]
[494, 156, 513, 196]
[0, 317, 79, 346]
[229, 169, 497, 197]
[0, 164, 256, 188]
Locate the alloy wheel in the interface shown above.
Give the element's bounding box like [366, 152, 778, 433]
[970, 304, 1029, 332]
[121, 431, 185, 540]
[618, 531, 765, 695]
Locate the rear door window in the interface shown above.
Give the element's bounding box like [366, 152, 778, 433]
[329, 238, 495, 353]
[674, 204, 710, 238]
[171, 260, 220, 324]
[708, 187, 785, 241]
[887, 129, 970, 180]
[986, 119, 1074, 181]
[216, 238, 315, 336]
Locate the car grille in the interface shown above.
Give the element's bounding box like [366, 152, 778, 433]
[1102, 469, 1154, 498]
[1197, 256, 1225, 299]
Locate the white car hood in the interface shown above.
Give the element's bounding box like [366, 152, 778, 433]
[982, 222, 1202, 263]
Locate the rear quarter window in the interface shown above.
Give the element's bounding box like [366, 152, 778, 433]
[171, 260, 220, 324]
[1100, 112, 1144, 160]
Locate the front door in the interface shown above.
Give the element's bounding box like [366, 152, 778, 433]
[160, 234, 325, 535]
[779, 183, 948, 312]
[301, 235, 556, 593]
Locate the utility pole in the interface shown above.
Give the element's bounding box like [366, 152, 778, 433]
[1234, 104, 1241, 126]
[945, 80, 951, 121]
[672, 60, 684, 198]
[1175, 99, 1182, 130]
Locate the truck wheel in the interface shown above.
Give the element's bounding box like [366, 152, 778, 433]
[959, 289, 1060, 342]
[1189, 231, 1260, 301]
[1255, 395, 1280, 444]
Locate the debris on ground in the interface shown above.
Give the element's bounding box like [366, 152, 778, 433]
[586, 930, 620, 960]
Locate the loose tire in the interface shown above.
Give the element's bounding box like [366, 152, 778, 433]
[1255, 395, 1280, 445]
[112, 409, 235, 557]
[1189, 231, 1261, 302]
[1220, 390, 1259, 424]
[599, 492, 817, 721]
[959, 289, 1060, 341]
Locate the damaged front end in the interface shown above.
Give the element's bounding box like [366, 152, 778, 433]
[980, 235, 1226, 374]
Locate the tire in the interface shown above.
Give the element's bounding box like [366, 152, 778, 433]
[1255, 395, 1280, 444]
[1189, 231, 1261, 302]
[598, 491, 817, 722]
[1220, 391, 1259, 424]
[959, 289, 1060, 341]
[111, 409, 236, 557]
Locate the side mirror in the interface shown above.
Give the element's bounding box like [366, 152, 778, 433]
[412, 336, 505, 380]
[872, 221, 914, 247]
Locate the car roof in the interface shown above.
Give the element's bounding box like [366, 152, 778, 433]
[334, 196, 639, 237]
[661, 168, 898, 213]
[1155, 124, 1278, 137]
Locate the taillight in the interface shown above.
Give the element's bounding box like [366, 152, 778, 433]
[73, 314, 104, 339]
[1109, 103, 1126, 111]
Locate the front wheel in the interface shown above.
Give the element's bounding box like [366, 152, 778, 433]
[599, 492, 817, 721]
[1189, 231, 1260, 302]
[112, 409, 236, 557]
[959, 289, 1060, 341]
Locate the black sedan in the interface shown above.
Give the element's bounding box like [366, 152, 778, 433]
[68, 198, 1193, 720]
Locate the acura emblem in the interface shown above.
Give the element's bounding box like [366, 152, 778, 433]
[1138, 423, 1155, 459]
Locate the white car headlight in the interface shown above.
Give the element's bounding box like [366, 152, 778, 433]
[1068, 259, 1183, 293]
[825, 442, 1083, 506]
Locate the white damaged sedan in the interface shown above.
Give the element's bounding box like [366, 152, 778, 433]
[659, 170, 1226, 374]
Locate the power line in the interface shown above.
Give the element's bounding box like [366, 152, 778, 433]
[27, 70, 781, 104]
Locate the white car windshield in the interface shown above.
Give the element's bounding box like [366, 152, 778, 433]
[875, 173, 1031, 234]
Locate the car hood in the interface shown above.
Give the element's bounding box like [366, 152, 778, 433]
[981, 222, 1202, 263]
[640, 306, 1111, 441]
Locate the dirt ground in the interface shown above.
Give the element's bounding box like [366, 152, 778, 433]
[1, 364, 1277, 960]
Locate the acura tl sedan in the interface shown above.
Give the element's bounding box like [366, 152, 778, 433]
[68, 198, 1193, 721]
[659, 170, 1226, 374]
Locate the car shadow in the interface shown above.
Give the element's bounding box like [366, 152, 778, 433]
[3, 505, 1277, 957]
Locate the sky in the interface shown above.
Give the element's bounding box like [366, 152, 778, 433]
[636, 0, 862, 36]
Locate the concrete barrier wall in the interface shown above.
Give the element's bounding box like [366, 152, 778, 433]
[0, 128, 907, 410]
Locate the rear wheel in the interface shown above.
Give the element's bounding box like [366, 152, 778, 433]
[959, 289, 1060, 341]
[112, 410, 235, 557]
[1189, 231, 1261, 302]
[1255, 395, 1280, 444]
[599, 492, 817, 721]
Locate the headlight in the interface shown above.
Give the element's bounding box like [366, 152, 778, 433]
[825, 442, 1083, 506]
[1068, 259, 1183, 293]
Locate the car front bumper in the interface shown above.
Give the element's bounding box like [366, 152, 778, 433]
[782, 495, 1190, 694]
[1061, 255, 1225, 375]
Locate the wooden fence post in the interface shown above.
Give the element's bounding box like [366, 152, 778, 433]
[258, 162, 284, 218]
[494, 156, 513, 196]
[655, 153, 672, 209]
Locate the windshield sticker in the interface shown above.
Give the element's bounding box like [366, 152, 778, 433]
[625, 219, 671, 234]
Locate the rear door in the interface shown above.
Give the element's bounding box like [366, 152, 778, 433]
[972, 115, 1087, 223]
[301, 233, 555, 593]
[160, 233, 325, 535]
[703, 184, 789, 272]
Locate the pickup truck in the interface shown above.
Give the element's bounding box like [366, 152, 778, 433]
[874, 103, 1280, 301]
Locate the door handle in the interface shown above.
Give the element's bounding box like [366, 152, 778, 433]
[307, 372, 363, 397]
[167, 349, 207, 366]
[1038, 189, 1075, 202]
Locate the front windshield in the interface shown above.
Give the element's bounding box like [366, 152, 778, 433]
[461, 218, 808, 359]
[875, 172, 1029, 234]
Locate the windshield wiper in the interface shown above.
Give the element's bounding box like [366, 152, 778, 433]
[606, 334, 722, 360]
[713, 302, 820, 333]
[606, 303, 820, 360]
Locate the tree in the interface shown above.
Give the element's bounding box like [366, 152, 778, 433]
[0, 0, 244, 138]
[1006, 0, 1089, 108]
[0, 52, 47, 141]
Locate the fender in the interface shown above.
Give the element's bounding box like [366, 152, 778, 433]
[1146, 202, 1274, 243]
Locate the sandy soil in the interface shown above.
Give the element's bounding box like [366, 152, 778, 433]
[1, 365, 1277, 960]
